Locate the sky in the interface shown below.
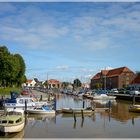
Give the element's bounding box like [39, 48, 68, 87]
[0, 2, 140, 82]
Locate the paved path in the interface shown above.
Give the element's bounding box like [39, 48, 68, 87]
[31, 90, 47, 98]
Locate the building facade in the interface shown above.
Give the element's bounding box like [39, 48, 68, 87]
[23, 79, 36, 88]
[90, 67, 135, 90]
[47, 79, 61, 89]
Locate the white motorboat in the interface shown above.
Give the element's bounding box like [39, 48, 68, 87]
[92, 94, 116, 100]
[0, 108, 25, 133]
[3, 96, 50, 109]
[26, 106, 55, 115]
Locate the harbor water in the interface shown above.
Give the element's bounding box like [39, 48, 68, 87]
[1, 93, 140, 138]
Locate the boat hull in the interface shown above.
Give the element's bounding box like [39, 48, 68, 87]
[129, 105, 140, 113]
[0, 122, 24, 133]
[62, 108, 93, 114]
[26, 109, 55, 115]
[93, 94, 116, 100]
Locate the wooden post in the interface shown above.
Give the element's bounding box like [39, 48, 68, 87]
[81, 119, 84, 128]
[73, 122, 76, 128]
[82, 100, 85, 108]
[54, 94, 56, 111]
[73, 110, 76, 122]
[48, 94, 50, 101]
[132, 117, 134, 125]
[108, 100, 111, 110]
[132, 94, 135, 105]
[40, 95, 43, 101]
[81, 109, 84, 120]
[25, 100, 27, 114]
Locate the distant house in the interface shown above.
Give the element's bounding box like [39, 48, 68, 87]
[90, 67, 135, 89]
[82, 83, 90, 89]
[23, 79, 36, 88]
[47, 79, 61, 89]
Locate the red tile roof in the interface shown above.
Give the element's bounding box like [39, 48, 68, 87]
[92, 67, 134, 80]
[48, 79, 60, 84]
[92, 72, 101, 80]
[26, 80, 33, 83]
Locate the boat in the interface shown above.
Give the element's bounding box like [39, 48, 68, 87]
[3, 94, 51, 109]
[62, 107, 94, 114]
[26, 105, 55, 115]
[129, 105, 140, 113]
[93, 99, 117, 105]
[0, 108, 25, 133]
[92, 94, 116, 100]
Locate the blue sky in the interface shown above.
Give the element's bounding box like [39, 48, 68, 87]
[0, 2, 140, 82]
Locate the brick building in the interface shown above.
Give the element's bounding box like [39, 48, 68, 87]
[90, 67, 135, 90]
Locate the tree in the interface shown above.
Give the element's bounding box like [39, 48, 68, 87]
[0, 46, 26, 87]
[73, 78, 81, 88]
[61, 82, 71, 89]
[14, 54, 26, 86]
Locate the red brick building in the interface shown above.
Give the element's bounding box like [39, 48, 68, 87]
[90, 67, 135, 89]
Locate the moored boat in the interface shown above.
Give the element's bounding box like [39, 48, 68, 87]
[0, 109, 25, 133]
[129, 105, 140, 113]
[62, 107, 94, 114]
[3, 96, 51, 109]
[92, 94, 116, 100]
[26, 105, 55, 115]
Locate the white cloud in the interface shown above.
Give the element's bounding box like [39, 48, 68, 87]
[1, 3, 140, 52]
[56, 65, 69, 70]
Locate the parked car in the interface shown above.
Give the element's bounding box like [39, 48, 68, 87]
[110, 88, 118, 93]
[21, 90, 30, 95]
[128, 90, 140, 95]
[118, 88, 127, 94]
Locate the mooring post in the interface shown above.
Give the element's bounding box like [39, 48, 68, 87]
[82, 100, 85, 108]
[40, 95, 43, 101]
[81, 119, 84, 128]
[132, 94, 135, 105]
[54, 94, 56, 111]
[48, 94, 50, 101]
[25, 100, 27, 114]
[81, 109, 84, 120]
[73, 110, 76, 122]
[108, 100, 111, 111]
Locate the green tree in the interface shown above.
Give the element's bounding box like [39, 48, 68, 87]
[61, 82, 70, 89]
[0, 46, 26, 87]
[73, 78, 81, 88]
[14, 54, 26, 86]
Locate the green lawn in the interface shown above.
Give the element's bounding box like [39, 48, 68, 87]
[0, 87, 22, 96]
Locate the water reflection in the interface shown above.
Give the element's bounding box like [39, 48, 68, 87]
[1, 94, 140, 138]
[26, 114, 56, 126]
[0, 129, 24, 138]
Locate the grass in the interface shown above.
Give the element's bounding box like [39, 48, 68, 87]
[0, 87, 22, 96]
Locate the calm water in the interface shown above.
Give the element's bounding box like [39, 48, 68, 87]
[1, 94, 140, 138]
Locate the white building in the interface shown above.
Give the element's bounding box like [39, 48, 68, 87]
[23, 79, 36, 88]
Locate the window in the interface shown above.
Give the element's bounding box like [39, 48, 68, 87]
[16, 118, 21, 123]
[2, 120, 7, 124]
[9, 120, 14, 124]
